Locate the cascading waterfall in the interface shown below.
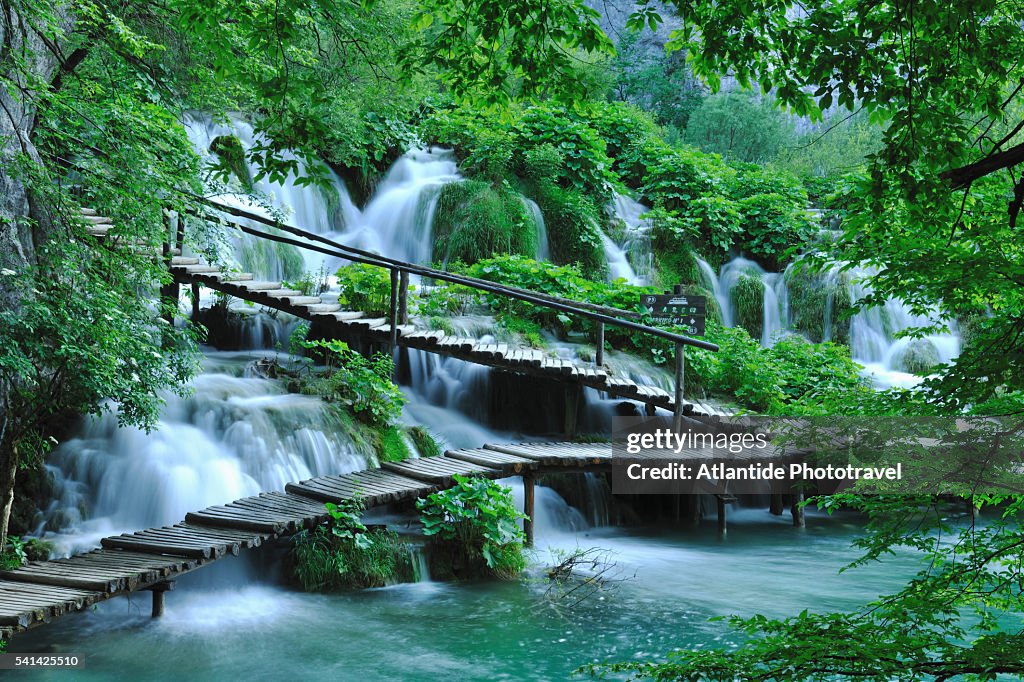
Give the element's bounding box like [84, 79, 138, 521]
[522, 197, 551, 261]
[602, 193, 654, 285]
[43, 352, 374, 554]
[703, 254, 961, 388]
[341, 148, 460, 266]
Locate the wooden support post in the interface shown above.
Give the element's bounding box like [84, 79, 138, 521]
[523, 474, 535, 547]
[398, 270, 410, 325]
[717, 495, 727, 536]
[564, 386, 580, 439]
[595, 321, 604, 367]
[388, 267, 399, 348]
[791, 490, 805, 528]
[687, 494, 703, 527]
[645, 403, 656, 417]
[769, 493, 784, 516]
[673, 341, 685, 429]
[148, 580, 175, 618]
[160, 282, 179, 325]
[190, 282, 200, 320]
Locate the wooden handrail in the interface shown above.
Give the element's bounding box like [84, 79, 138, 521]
[186, 201, 721, 353]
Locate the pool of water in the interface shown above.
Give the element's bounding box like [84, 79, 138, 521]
[10, 507, 919, 681]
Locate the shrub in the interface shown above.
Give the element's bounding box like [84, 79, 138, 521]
[431, 180, 537, 264]
[300, 339, 404, 427]
[736, 193, 816, 270]
[292, 498, 412, 591]
[336, 263, 392, 316]
[732, 274, 765, 340]
[417, 475, 526, 580]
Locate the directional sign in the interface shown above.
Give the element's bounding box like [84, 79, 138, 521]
[641, 293, 707, 336]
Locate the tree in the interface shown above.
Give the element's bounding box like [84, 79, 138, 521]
[684, 92, 794, 163]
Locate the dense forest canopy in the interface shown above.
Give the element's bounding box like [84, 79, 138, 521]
[1, 0, 1024, 677]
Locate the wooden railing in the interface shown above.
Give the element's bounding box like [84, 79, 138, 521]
[170, 198, 720, 417]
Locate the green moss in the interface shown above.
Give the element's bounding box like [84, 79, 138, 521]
[654, 247, 702, 288]
[534, 185, 606, 277]
[408, 426, 443, 459]
[892, 339, 941, 374]
[786, 267, 852, 343]
[239, 235, 305, 281]
[431, 181, 536, 264]
[732, 274, 765, 340]
[374, 424, 411, 462]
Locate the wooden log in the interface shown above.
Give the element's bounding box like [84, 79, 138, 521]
[791, 490, 806, 528]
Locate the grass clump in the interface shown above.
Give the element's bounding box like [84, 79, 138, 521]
[292, 498, 412, 591]
[432, 181, 537, 264]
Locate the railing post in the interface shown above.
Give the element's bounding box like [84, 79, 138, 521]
[672, 284, 685, 428]
[159, 210, 179, 325]
[523, 473, 535, 547]
[594, 321, 604, 367]
[389, 267, 399, 348]
[398, 269, 410, 325]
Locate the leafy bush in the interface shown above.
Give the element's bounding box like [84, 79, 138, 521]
[736, 193, 816, 270]
[431, 180, 537, 264]
[417, 475, 526, 579]
[300, 339, 405, 428]
[684, 92, 796, 163]
[336, 263, 392, 316]
[534, 184, 606, 274]
[731, 274, 765, 339]
[292, 498, 412, 591]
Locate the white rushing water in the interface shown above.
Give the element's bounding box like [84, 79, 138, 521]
[701, 254, 960, 388]
[602, 193, 654, 285]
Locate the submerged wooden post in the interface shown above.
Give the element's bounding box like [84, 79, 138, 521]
[190, 282, 200, 320]
[388, 267, 399, 348]
[148, 580, 175, 618]
[645, 403, 656, 417]
[791, 490, 806, 528]
[594, 321, 605, 367]
[523, 474, 535, 547]
[717, 495, 728, 536]
[398, 270, 410, 325]
[769, 493, 784, 516]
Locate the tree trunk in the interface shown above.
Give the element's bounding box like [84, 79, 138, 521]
[0, 2, 73, 548]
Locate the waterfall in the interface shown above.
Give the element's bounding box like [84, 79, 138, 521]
[602, 194, 654, 285]
[341, 148, 460, 266]
[523, 197, 551, 261]
[43, 352, 374, 554]
[701, 254, 961, 388]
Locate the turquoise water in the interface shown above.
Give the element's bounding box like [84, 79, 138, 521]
[10, 507, 920, 681]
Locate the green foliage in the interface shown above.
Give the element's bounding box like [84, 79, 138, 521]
[1, 536, 27, 570]
[407, 0, 613, 104]
[736, 193, 816, 270]
[892, 340, 941, 375]
[432, 181, 537, 264]
[335, 263, 392, 316]
[373, 425, 411, 463]
[534, 185, 606, 274]
[299, 339, 404, 428]
[417, 475, 526, 579]
[208, 135, 253, 190]
[238, 235, 306, 282]
[408, 426, 442, 459]
[684, 91, 796, 163]
[731, 274, 764, 340]
[786, 266, 853, 344]
[292, 498, 411, 591]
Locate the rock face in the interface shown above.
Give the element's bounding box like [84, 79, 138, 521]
[586, 0, 680, 51]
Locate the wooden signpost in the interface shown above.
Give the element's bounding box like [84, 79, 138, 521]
[642, 286, 707, 423]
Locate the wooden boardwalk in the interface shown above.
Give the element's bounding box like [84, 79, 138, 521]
[167, 256, 728, 418]
[0, 442, 612, 637]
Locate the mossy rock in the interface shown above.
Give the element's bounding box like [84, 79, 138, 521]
[210, 135, 253, 191]
[654, 247, 702, 288]
[786, 267, 852, 344]
[892, 339, 941, 374]
[239, 234, 305, 281]
[408, 426, 442, 459]
[432, 181, 537, 264]
[731, 274, 764, 340]
[534, 185, 606, 277]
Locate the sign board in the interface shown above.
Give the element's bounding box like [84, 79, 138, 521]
[641, 293, 707, 336]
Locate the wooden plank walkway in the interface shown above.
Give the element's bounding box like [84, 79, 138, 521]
[166, 257, 729, 418]
[0, 439, 797, 638]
